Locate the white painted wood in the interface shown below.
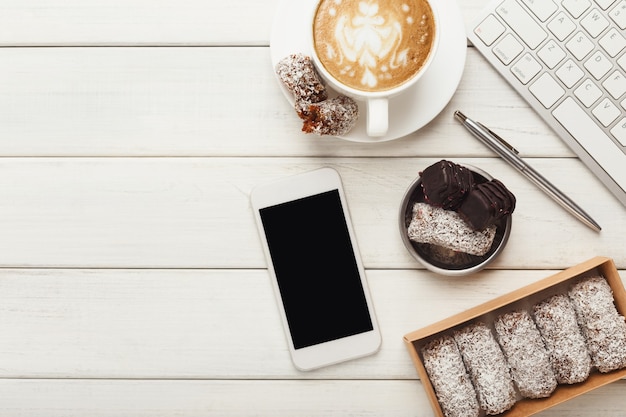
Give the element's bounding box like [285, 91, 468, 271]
[2, 0, 625, 414]
[0, 0, 488, 46]
[0, 380, 429, 417]
[0, 268, 623, 379]
[0, 0, 281, 46]
[0, 158, 621, 269]
[0, 47, 570, 157]
[0, 379, 624, 417]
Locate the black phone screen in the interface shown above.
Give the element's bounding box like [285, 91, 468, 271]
[259, 189, 374, 349]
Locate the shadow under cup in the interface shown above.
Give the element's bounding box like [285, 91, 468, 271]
[310, 0, 440, 137]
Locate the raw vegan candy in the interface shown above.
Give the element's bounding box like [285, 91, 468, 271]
[533, 294, 592, 384]
[494, 310, 557, 398]
[422, 335, 480, 417]
[569, 276, 626, 373]
[454, 322, 517, 415]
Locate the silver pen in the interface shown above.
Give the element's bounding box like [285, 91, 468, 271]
[454, 110, 601, 232]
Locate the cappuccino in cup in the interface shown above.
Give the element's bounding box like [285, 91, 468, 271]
[309, 0, 439, 136]
[313, 0, 437, 93]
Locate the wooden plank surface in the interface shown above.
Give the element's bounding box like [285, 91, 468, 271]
[0, 0, 281, 46]
[0, 379, 625, 417]
[0, 47, 571, 157]
[0, 268, 531, 378]
[0, 158, 621, 269]
[2, 0, 626, 415]
[0, 0, 489, 46]
[0, 268, 624, 379]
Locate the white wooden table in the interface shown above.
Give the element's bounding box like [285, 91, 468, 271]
[1, 0, 625, 415]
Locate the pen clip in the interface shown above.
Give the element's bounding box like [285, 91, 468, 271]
[477, 122, 520, 155]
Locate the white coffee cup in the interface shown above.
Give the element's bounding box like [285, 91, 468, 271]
[309, 0, 439, 137]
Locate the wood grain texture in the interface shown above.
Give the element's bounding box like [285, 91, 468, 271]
[0, 0, 489, 46]
[0, 158, 621, 269]
[0, 379, 625, 417]
[2, 0, 625, 414]
[0, 268, 623, 379]
[0, 0, 280, 46]
[0, 47, 571, 157]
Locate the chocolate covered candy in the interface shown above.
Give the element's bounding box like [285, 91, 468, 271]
[459, 179, 516, 230]
[420, 160, 475, 210]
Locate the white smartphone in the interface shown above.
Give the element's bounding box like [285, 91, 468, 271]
[251, 167, 381, 371]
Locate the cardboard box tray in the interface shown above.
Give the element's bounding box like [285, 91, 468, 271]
[403, 256, 626, 417]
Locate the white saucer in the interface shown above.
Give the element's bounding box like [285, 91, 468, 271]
[269, 0, 468, 142]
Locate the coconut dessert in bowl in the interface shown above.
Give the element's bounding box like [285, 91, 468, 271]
[399, 160, 516, 276]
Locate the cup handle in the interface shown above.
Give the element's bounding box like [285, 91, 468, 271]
[366, 98, 388, 137]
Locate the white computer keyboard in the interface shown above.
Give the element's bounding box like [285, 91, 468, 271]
[467, 0, 626, 207]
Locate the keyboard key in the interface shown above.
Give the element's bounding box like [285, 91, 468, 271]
[610, 1, 626, 28]
[468, 0, 626, 203]
[530, 73, 565, 107]
[493, 33, 524, 64]
[617, 53, 626, 71]
[610, 118, 626, 145]
[603, 70, 626, 98]
[521, 0, 558, 21]
[553, 98, 626, 186]
[593, 97, 621, 125]
[563, 0, 592, 17]
[496, 0, 548, 49]
[548, 12, 577, 40]
[566, 31, 595, 59]
[538, 39, 567, 68]
[474, 14, 506, 46]
[556, 59, 585, 87]
[511, 53, 543, 83]
[581, 8, 611, 37]
[574, 78, 603, 106]
[599, 28, 626, 56]
[595, 0, 618, 10]
[584, 50, 613, 79]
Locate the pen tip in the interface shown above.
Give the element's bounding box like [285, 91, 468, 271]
[454, 110, 466, 123]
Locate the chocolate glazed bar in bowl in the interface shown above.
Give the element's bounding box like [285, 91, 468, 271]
[399, 160, 515, 276]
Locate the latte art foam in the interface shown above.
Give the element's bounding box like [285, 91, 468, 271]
[313, 0, 436, 92]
